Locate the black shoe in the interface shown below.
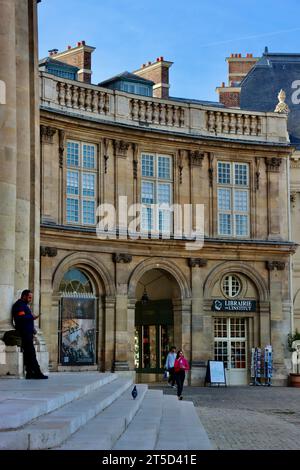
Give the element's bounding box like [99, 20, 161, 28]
[26, 374, 36, 379]
[35, 373, 48, 379]
[179, 396, 183, 400]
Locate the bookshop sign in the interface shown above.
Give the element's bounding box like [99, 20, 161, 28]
[212, 299, 256, 312]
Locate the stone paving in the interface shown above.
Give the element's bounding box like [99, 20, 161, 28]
[149, 384, 300, 450]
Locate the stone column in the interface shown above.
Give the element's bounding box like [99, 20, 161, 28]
[40, 125, 57, 224]
[266, 157, 282, 240]
[113, 253, 132, 374]
[267, 260, 288, 384]
[189, 258, 209, 385]
[14, 0, 31, 296]
[28, 0, 40, 314]
[0, 0, 17, 330]
[104, 297, 115, 371]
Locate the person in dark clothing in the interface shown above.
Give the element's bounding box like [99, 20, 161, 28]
[12, 290, 48, 379]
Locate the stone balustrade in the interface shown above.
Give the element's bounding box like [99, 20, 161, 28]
[40, 72, 289, 144]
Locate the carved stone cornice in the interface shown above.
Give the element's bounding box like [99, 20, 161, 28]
[188, 258, 207, 268]
[265, 157, 282, 172]
[113, 139, 130, 158]
[40, 246, 58, 257]
[40, 125, 56, 144]
[266, 261, 286, 271]
[189, 150, 205, 167]
[113, 253, 132, 263]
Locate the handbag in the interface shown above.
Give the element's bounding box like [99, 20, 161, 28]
[163, 370, 169, 380]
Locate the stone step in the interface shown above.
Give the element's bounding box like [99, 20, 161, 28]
[0, 372, 116, 431]
[57, 384, 148, 450]
[0, 376, 132, 450]
[113, 389, 163, 450]
[155, 395, 212, 450]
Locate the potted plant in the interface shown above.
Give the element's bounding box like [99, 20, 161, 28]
[287, 329, 300, 387]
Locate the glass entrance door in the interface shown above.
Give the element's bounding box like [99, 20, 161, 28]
[135, 300, 173, 373]
[214, 318, 248, 385]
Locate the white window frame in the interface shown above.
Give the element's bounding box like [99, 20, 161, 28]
[217, 161, 250, 237]
[140, 153, 173, 234]
[214, 318, 247, 370]
[66, 140, 97, 226]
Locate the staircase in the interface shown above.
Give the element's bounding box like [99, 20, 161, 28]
[0, 373, 212, 450]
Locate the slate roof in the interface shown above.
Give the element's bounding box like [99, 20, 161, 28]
[240, 49, 300, 148]
[98, 71, 154, 87]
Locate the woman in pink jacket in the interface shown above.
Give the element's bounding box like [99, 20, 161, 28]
[174, 350, 190, 400]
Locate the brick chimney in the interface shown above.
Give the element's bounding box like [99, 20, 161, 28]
[52, 41, 95, 84]
[216, 53, 259, 107]
[133, 57, 173, 99]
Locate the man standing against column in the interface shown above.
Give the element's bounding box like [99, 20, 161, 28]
[12, 290, 48, 379]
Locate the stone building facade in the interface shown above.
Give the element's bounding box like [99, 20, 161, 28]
[39, 70, 296, 385]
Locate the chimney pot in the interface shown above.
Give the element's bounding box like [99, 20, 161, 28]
[82, 40, 86, 45]
[148, 61, 151, 65]
[156, 57, 160, 62]
[160, 56, 164, 61]
[239, 53, 241, 58]
[68, 45, 71, 50]
[77, 41, 81, 47]
[222, 82, 225, 87]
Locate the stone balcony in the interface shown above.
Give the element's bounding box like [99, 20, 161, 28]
[40, 72, 289, 145]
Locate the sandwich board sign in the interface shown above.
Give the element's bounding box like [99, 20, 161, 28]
[205, 360, 227, 386]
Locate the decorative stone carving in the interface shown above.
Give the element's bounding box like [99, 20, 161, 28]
[266, 261, 286, 271]
[40, 246, 58, 257]
[132, 143, 139, 180]
[40, 125, 56, 144]
[265, 157, 282, 172]
[114, 140, 130, 158]
[290, 191, 297, 208]
[178, 150, 184, 184]
[113, 253, 132, 263]
[189, 150, 204, 167]
[188, 258, 207, 267]
[255, 157, 261, 191]
[208, 153, 214, 187]
[58, 129, 65, 168]
[274, 89, 290, 114]
[103, 138, 109, 174]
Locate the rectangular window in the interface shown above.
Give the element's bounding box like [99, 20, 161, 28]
[217, 161, 249, 237]
[140, 153, 173, 233]
[66, 141, 97, 225]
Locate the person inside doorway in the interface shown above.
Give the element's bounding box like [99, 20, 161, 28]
[12, 290, 48, 379]
[165, 346, 177, 388]
[174, 349, 189, 400]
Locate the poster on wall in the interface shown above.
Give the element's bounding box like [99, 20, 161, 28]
[60, 297, 96, 365]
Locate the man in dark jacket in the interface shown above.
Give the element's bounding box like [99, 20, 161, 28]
[12, 290, 48, 379]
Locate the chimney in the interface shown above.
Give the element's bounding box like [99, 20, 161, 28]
[53, 41, 96, 84]
[215, 53, 260, 108]
[133, 57, 173, 99]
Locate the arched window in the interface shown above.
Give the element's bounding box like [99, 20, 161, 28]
[59, 268, 93, 295]
[59, 268, 96, 366]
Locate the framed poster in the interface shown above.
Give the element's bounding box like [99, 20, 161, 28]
[60, 297, 96, 366]
[205, 360, 226, 386]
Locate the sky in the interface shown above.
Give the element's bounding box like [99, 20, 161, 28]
[38, 0, 300, 102]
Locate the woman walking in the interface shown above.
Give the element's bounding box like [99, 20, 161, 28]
[174, 350, 190, 400]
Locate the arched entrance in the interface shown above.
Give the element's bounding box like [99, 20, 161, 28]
[133, 268, 182, 381]
[59, 268, 97, 366]
[204, 262, 269, 385]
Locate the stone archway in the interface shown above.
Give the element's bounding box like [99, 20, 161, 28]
[127, 258, 191, 382]
[43, 252, 116, 371]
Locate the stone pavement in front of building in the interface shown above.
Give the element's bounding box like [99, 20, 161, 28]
[149, 384, 300, 450]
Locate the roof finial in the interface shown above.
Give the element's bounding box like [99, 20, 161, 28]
[274, 89, 289, 114]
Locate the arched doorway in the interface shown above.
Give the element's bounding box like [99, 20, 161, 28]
[134, 268, 181, 381]
[59, 268, 97, 366]
[204, 262, 268, 385]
